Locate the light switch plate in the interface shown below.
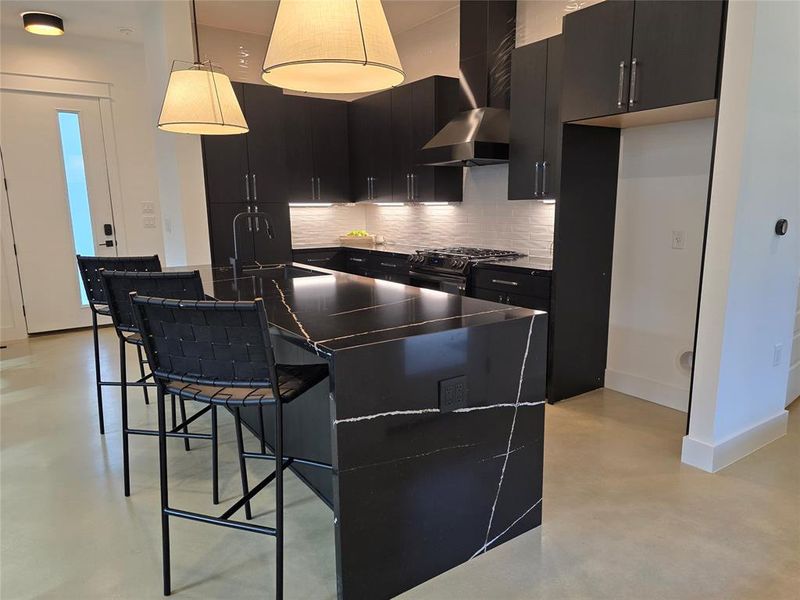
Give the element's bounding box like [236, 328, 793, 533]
[141, 201, 155, 214]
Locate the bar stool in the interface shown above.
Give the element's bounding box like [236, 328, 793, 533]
[131, 294, 330, 599]
[76, 255, 161, 434]
[101, 270, 217, 499]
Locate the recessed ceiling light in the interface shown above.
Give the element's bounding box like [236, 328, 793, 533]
[21, 12, 64, 36]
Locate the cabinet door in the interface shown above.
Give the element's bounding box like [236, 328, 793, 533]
[369, 90, 394, 202]
[629, 0, 723, 111]
[409, 79, 436, 202]
[471, 287, 510, 306]
[508, 41, 548, 200]
[252, 203, 293, 263]
[560, 0, 635, 122]
[283, 96, 316, 203]
[348, 96, 372, 202]
[243, 84, 288, 204]
[390, 85, 413, 202]
[208, 203, 253, 267]
[542, 35, 564, 200]
[202, 82, 249, 204]
[310, 98, 350, 203]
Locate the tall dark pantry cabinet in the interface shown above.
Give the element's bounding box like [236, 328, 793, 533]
[202, 83, 292, 267]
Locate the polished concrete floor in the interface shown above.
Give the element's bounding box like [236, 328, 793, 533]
[1, 327, 798, 599]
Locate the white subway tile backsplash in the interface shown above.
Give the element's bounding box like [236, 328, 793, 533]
[289, 164, 556, 257]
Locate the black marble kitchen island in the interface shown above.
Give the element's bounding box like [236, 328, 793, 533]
[189, 264, 549, 599]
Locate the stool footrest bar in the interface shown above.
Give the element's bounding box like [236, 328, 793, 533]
[241, 451, 332, 471]
[164, 508, 277, 536]
[127, 428, 211, 441]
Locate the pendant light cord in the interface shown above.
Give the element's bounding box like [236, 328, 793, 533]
[191, 0, 200, 64]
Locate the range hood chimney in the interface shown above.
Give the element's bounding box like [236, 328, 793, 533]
[420, 0, 516, 167]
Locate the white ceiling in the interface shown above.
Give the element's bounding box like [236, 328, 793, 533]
[0, 0, 458, 44]
[195, 1, 458, 37]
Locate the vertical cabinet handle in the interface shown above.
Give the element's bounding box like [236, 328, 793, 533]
[617, 61, 626, 108]
[310, 177, 316, 200]
[542, 161, 549, 196]
[252, 174, 258, 201]
[246, 205, 252, 232]
[406, 173, 411, 200]
[629, 58, 638, 107]
[245, 174, 250, 201]
[367, 177, 372, 200]
[534, 161, 541, 197]
[316, 177, 321, 200]
[411, 173, 417, 199]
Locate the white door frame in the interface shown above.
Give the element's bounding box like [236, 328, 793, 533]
[0, 72, 129, 340]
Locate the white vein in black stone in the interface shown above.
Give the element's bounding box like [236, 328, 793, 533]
[328, 297, 416, 317]
[479, 314, 537, 557]
[271, 279, 322, 354]
[470, 498, 543, 559]
[317, 307, 518, 345]
[340, 442, 480, 473]
[333, 401, 544, 425]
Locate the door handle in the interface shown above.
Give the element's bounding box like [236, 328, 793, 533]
[542, 161, 549, 196]
[617, 61, 626, 108]
[245, 174, 250, 201]
[534, 161, 541, 196]
[629, 58, 638, 107]
[98, 240, 115, 248]
[252, 174, 258, 201]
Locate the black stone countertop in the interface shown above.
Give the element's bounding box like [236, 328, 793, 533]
[179, 264, 535, 357]
[477, 254, 554, 272]
[293, 242, 554, 272]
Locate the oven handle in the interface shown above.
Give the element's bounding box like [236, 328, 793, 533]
[408, 270, 464, 284]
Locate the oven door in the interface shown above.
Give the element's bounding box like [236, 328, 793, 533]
[408, 270, 466, 295]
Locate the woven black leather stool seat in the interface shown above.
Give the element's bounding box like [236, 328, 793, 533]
[164, 364, 329, 406]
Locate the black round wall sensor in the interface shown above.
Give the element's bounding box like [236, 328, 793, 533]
[775, 219, 788, 236]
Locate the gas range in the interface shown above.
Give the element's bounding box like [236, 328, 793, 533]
[408, 247, 525, 295]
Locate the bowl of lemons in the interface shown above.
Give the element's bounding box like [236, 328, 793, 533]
[339, 230, 376, 246]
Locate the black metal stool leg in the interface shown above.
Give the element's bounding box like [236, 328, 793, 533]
[156, 387, 172, 596]
[275, 398, 284, 600]
[92, 311, 105, 435]
[178, 397, 190, 452]
[234, 408, 253, 520]
[259, 407, 267, 455]
[211, 405, 219, 505]
[119, 338, 130, 497]
[136, 344, 150, 405]
[170, 394, 177, 431]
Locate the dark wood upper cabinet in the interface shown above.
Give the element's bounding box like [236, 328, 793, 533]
[508, 40, 548, 200]
[348, 90, 392, 202]
[283, 95, 350, 203]
[283, 96, 317, 203]
[241, 84, 287, 204]
[561, 0, 723, 123]
[390, 76, 462, 203]
[309, 98, 350, 203]
[561, 0, 634, 123]
[508, 35, 563, 201]
[629, 0, 724, 112]
[202, 83, 250, 204]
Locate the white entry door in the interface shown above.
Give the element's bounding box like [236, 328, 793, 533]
[0, 91, 118, 333]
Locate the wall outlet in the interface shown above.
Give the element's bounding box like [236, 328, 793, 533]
[672, 230, 686, 249]
[439, 376, 468, 413]
[773, 344, 783, 367]
[142, 216, 156, 229]
[141, 201, 155, 214]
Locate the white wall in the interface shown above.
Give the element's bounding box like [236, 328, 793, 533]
[682, 0, 799, 472]
[142, 2, 210, 267]
[605, 119, 715, 411]
[0, 27, 164, 259]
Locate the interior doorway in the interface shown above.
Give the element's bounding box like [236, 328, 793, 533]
[0, 90, 118, 333]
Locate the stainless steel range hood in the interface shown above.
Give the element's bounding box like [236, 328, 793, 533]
[420, 1, 516, 167]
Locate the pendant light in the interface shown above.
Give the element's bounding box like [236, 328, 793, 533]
[158, 0, 248, 135]
[262, 0, 404, 94]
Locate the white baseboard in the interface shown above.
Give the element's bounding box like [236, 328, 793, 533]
[681, 410, 789, 472]
[605, 369, 689, 412]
